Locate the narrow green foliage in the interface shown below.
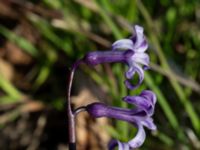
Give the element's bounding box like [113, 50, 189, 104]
[0, 25, 38, 57]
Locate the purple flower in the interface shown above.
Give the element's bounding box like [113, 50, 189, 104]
[112, 25, 149, 89]
[83, 25, 149, 89]
[86, 90, 156, 150]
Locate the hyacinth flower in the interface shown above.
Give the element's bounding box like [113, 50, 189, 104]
[83, 25, 149, 89]
[67, 25, 156, 150]
[86, 90, 156, 150]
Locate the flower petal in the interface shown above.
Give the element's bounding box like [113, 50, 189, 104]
[108, 140, 130, 150]
[132, 25, 148, 52]
[118, 141, 130, 150]
[125, 64, 144, 90]
[140, 90, 157, 105]
[108, 139, 118, 150]
[128, 124, 146, 149]
[112, 39, 134, 50]
[125, 66, 136, 79]
[123, 96, 153, 115]
[135, 39, 148, 52]
[123, 90, 156, 116]
[131, 52, 150, 66]
[109, 124, 146, 150]
[141, 117, 157, 130]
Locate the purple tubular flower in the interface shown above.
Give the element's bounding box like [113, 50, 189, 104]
[86, 90, 156, 150]
[112, 25, 149, 89]
[82, 25, 149, 90]
[83, 50, 134, 66]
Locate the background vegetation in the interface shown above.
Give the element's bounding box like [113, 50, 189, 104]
[0, 0, 200, 149]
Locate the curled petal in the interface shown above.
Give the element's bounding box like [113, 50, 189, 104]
[109, 140, 130, 150]
[128, 124, 146, 149]
[141, 117, 157, 130]
[132, 25, 148, 52]
[123, 90, 156, 116]
[140, 90, 157, 105]
[125, 66, 136, 79]
[108, 124, 145, 150]
[118, 142, 130, 150]
[112, 39, 134, 50]
[125, 64, 144, 90]
[123, 96, 153, 115]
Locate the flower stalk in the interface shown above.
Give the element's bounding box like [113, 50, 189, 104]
[67, 60, 83, 150]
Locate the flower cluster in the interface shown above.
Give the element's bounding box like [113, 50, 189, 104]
[81, 25, 156, 149]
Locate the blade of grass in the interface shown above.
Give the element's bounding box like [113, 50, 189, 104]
[0, 96, 21, 105]
[156, 131, 174, 146]
[27, 13, 73, 56]
[95, 1, 122, 39]
[0, 25, 38, 57]
[104, 125, 122, 140]
[33, 43, 57, 89]
[0, 73, 22, 100]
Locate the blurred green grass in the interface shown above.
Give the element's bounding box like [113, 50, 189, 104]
[0, 0, 200, 149]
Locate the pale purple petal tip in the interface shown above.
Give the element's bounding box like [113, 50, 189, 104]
[141, 118, 157, 130]
[128, 124, 146, 149]
[118, 142, 130, 150]
[140, 90, 157, 105]
[132, 25, 148, 52]
[112, 39, 134, 50]
[135, 25, 144, 33]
